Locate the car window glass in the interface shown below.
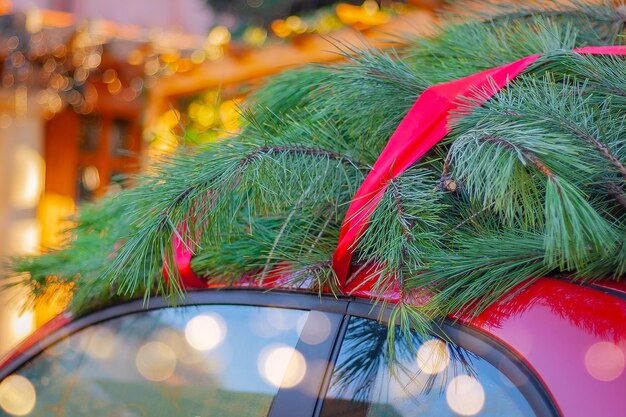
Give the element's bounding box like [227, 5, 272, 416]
[0, 305, 309, 417]
[320, 316, 538, 417]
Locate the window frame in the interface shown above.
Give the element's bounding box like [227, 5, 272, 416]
[0, 290, 559, 417]
[311, 300, 561, 417]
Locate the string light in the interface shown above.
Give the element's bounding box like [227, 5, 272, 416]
[0, 1, 409, 124]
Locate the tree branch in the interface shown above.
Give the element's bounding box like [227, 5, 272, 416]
[562, 121, 626, 180]
[605, 182, 626, 210]
[260, 179, 318, 283]
[239, 145, 364, 169]
[481, 135, 556, 178]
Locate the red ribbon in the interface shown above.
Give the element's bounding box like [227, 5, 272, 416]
[332, 46, 626, 287]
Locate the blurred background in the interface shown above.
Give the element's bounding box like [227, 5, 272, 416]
[0, 0, 446, 355]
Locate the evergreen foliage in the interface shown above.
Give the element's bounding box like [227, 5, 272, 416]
[5, 1, 626, 337]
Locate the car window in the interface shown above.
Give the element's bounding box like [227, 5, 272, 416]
[0, 305, 309, 417]
[319, 316, 538, 417]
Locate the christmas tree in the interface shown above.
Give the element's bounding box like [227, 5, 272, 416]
[6, 1, 626, 337]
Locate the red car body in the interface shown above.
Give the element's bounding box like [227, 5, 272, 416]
[1, 276, 625, 417]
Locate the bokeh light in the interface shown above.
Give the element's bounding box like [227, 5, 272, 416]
[8, 219, 40, 255]
[135, 341, 177, 382]
[0, 375, 36, 416]
[184, 313, 226, 351]
[258, 344, 306, 388]
[298, 311, 331, 345]
[416, 338, 450, 375]
[585, 341, 625, 382]
[446, 375, 485, 416]
[10, 309, 34, 342]
[9, 144, 44, 209]
[156, 328, 200, 364]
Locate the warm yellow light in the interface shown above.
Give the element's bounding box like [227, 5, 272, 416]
[150, 134, 178, 156]
[38, 193, 76, 248]
[585, 341, 625, 382]
[243, 26, 267, 46]
[47, 93, 64, 114]
[271, 19, 291, 38]
[25, 8, 43, 33]
[161, 109, 181, 129]
[258, 344, 306, 388]
[197, 106, 216, 127]
[107, 78, 122, 95]
[81, 165, 100, 191]
[191, 49, 206, 64]
[298, 311, 331, 345]
[184, 313, 226, 351]
[8, 219, 40, 255]
[207, 26, 231, 46]
[160, 51, 180, 64]
[219, 99, 241, 134]
[188, 102, 201, 119]
[102, 69, 117, 83]
[315, 14, 342, 33]
[205, 45, 223, 61]
[0, 375, 36, 416]
[10, 310, 34, 342]
[446, 375, 485, 416]
[285, 16, 307, 34]
[362, 0, 379, 14]
[136, 341, 177, 382]
[128, 49, 144, 66]
[9, 145, 44, 210]
[145, 57, 160, 76]
[416, 339, 450, 375]
[85, 53, 101, 69]
[176, 58, 193, 73]
[336, 2, 390, 26]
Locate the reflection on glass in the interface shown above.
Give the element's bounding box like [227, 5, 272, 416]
[416, 338, 450, 375]
[0, 375, 36, 416]
[299, 311, 332, 345]
[135, 341, 177, 382]
[258, 344, 306, 388]
[446, 375, 485, 416]
[320, 317, 536, 417]
[184, 313, 226, 351]
[1, 305, 308, 417]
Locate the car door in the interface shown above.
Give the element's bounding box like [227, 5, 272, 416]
[314, 300, 559, 417]
[0, 291, 557, 417]
[0, 291, 346, 417]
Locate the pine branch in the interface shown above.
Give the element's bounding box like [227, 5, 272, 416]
[239, 145, 364, 170]
[480, 135, 555, 178]
[260, 179, 317, 282]
[411, 230, 554, 317]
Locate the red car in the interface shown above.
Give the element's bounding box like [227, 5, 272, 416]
[0, 275, 624, 417]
